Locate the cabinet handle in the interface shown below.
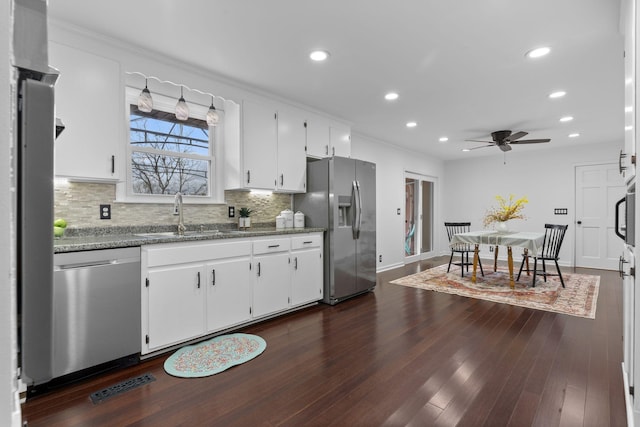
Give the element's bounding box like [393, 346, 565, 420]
[196, 271, 201, 288]
[280, 173, 284, 186]
[303, 241, 313, 244]
[332, 146, 335, 156]
[212, 269, 216, 286]
[247, 170, 251, 184]
[268, 244, 280, 248]
[325, 145, 329, 155]
[257, 262, 261, 277]
[294, 256, 298, 270]
[111, 155, 115, 174]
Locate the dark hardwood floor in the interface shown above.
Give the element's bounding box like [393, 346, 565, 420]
[22, 256, 627, 426]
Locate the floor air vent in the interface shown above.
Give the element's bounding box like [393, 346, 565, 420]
[90, 373, 156, 404]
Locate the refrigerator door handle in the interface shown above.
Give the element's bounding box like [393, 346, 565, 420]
[354, 180, 362, 239]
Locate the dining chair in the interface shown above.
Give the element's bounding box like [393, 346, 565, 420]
[444, 222, 484, 277]
[516, 224, 568, 287]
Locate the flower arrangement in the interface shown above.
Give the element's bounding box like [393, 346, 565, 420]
[483, 194, 528, 228]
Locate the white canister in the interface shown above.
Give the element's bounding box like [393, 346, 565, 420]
[275, 215, 286, 230]
[294, 211, 305, 228]
[281, 209, 294, 228]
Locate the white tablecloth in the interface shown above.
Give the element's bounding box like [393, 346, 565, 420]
[450, 230, 545, 256]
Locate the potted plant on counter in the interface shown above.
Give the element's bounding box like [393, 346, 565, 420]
[238, 207, 253, 230]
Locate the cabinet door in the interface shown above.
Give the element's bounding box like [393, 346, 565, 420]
[146, 264, 205, 351]
[50, 42, 121, 181]
[242, 100, 277, 190]
[291, 249, 323, 306]
[306, 117, 331, 158]
[277, 109, 307, 192]
[330, 124, 351, 158]
[206, 257, 252, 332]
[253, 252, 291, 318]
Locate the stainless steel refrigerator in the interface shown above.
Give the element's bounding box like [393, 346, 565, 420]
[295, 157, 376, 305]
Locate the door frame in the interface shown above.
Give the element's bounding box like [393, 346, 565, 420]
[404, 171, 438, 263]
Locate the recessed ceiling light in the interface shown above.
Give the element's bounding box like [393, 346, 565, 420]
[549, 91, 566, 99]
[626, 106, 633, 113]
[406, 122, 417, 128]
[462, 148, 470, 152]
[626, 125, 633, 131]
[309, 50, 330, 61]
[385, 92, 399, 101]
[559, 116, 573, 122]
[526, 47, 551, 58]
[568, 133, 580, 138]
[439, 137, 449, 142]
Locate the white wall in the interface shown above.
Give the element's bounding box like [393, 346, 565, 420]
[351, 133, 444, 271]
[2, 0, 20, 425]
[442, 142, 623, 265]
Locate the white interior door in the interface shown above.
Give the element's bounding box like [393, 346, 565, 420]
[575, 163, 625, 269]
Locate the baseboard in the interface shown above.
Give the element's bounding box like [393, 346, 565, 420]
[377, 262, 404, 273]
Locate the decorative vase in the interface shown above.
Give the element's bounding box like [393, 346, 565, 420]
[495, 221, 509, 233]
[239, 217, 251, 229]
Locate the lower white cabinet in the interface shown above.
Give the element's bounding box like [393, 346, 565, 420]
[146, 264, 206, 351]
[206, 257, 252, 332]
[141, 233, 323, 355]
[291, 235, 323, 306]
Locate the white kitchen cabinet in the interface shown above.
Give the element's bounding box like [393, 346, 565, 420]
[146, 264, 205, 351]
[330, 124, 352, 158]
[306, 116, 352, 159]
[226, 100, 307, 192]
[277, 109, 307, 192]
[252, 237, 291, 317]
[50, 42, 122, 181]
[206, 256, 252, 332]
[241, 100, 278, 190]
[290, 233, 323, 306]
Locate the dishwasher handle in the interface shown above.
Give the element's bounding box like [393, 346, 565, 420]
[55, 256, 139, 271]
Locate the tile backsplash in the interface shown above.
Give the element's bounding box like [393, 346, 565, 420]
[54, 182, 292, 229]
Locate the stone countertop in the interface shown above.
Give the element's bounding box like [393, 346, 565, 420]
[53, 227, 325, 253]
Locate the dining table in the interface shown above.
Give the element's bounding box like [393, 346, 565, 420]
[450, 230, 546, 288]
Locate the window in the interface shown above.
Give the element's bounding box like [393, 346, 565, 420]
[130, 106, 210, 196]
[121, 86, 224, 204]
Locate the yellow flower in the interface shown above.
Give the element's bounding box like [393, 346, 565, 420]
[483, 194, 528, 227]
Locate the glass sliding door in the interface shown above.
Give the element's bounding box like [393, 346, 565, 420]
[405, 172, 436, 262]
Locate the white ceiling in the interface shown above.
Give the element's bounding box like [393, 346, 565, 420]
[48, 0, 625, 161]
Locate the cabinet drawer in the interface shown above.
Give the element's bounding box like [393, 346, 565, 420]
[145, 241, 251, 267]
[291, 234, 322, 250]
[252, 238, 290, 255]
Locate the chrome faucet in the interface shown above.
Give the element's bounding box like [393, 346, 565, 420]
[174, 192, 185, 236]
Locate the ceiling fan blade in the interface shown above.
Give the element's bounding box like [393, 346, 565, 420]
[504, 131, 528, 142]
[464, 139, 493, 143]
[499, 144, 512, 152]
[509, 138, 551, 144]
[467, 144, 494, 150]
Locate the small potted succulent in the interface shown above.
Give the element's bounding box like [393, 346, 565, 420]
[238, 207, 253, 230]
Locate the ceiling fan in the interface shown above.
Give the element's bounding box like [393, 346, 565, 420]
[465, 130, 551, 152]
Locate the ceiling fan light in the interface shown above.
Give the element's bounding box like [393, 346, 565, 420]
[175, 86, 189, 121]
[138, 79, 153, 112]
[206, 98, 220, 126]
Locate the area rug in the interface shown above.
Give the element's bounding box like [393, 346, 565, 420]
[164, 333, 266, 378]
[390, 264, 599, 319]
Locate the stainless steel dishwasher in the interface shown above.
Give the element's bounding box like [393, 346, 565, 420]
[52, 247, 141, 379]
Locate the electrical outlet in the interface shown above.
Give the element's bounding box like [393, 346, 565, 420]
[100, 204, 111, 220]
[228, 206, 235, 218]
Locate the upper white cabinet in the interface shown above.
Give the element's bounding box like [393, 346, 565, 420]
[306, 116, 351, 159]
[225, 100, 306, 192]
[50, 42, 122, 181]
[277, 109, 307, 192]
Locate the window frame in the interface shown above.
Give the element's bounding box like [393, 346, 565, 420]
[118, 86, 225, 204]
